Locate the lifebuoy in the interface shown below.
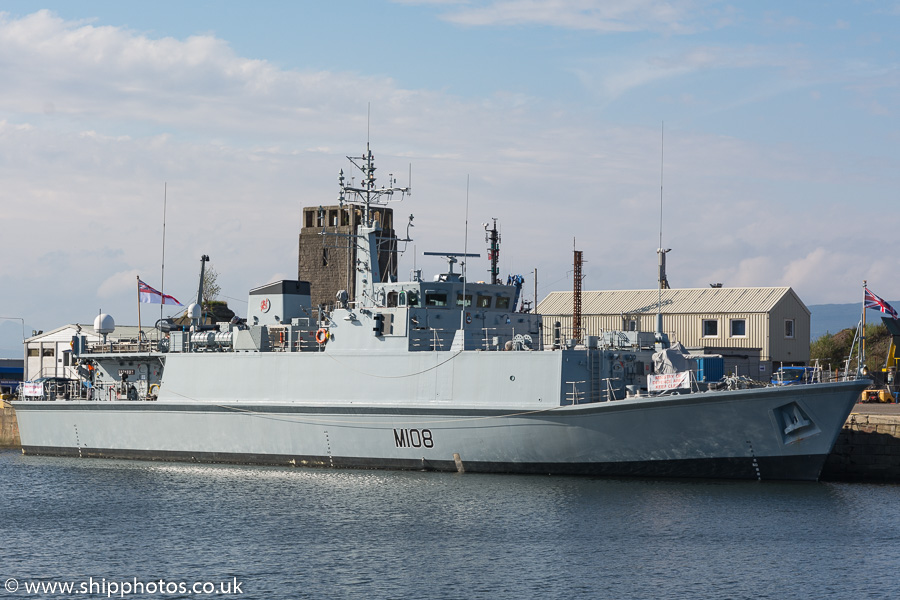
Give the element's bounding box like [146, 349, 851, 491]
[149, 384, 160, 396]
[316, 328, 328, 344]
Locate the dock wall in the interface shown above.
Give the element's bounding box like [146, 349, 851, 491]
[821, 413, 900, 482]
[0, 401, 21, 448]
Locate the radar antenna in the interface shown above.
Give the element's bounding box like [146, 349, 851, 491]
[423, 252, 481, 281]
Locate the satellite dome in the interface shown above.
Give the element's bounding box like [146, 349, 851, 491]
[187, 303, 202, 320]
[93, 314, 115, 335]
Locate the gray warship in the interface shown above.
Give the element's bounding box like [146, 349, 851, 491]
[13, 147, 869, 480]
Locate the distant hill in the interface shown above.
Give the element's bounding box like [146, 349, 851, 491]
[809, 302, 900, 340]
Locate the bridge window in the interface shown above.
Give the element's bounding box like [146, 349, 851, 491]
[407, 291, 418, 306]
[456, 293, 472, 307]
[496, 296, 510, 310]
[426, 293, 448, 307]
[477, 295, 492, 308]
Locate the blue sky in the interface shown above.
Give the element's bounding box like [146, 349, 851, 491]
[1, 1, 899, 355]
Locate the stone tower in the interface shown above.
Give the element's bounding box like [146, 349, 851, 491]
[298, 205, 397, 310]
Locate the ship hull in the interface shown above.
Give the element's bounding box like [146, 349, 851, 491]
[13, 379, 867, 481]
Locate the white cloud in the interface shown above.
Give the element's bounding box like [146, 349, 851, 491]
[572, 43, 814, 105]
[430, 0, 718, 34]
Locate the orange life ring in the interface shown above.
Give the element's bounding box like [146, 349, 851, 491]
[315, 328, 328, 344]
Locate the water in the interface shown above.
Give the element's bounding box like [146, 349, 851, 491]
[2, 450, 900, 600]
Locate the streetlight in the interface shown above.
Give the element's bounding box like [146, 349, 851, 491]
[0, 317, 26, 352]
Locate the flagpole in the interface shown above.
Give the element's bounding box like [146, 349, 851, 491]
[861, 280, 867, 375]
[161, 182, 167, 327]
[137, 275, 143, 351]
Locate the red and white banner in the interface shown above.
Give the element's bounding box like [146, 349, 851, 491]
[23, 381, 43, 397]
[648, 371, 691, 392]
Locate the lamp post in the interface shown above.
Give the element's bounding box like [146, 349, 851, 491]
[0, 316, 26, 352]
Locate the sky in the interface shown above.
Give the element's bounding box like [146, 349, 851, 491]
[1, 1, 899, 356]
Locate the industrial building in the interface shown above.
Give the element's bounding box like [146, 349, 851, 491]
[0, 358, 23, 397]
[24, 325, 159, 381]
[537, 287, 811, 380]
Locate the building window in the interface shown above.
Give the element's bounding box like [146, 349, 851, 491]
[42, 348, 55, 357]
[626, 319, 637, 331]
[321, 248, 329, 266]
[702, 319, 719, 337]
[785, 319, 795, 339]
[27, 348, 39, 357]
[730, 319, 746, 337]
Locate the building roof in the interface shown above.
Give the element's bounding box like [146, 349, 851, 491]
[25, 324, 161, 343]
[537, 287, 809, 316]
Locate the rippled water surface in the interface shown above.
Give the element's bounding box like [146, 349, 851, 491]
[3, 450, 900, 599]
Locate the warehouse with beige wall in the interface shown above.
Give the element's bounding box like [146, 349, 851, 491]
[537, 287, 811, 381]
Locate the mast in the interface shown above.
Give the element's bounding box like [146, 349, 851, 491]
[485, 218, 500, 285]
[339, 144, 410, 306]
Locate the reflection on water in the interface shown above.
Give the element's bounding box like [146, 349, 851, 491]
[3, 450, 900, 599]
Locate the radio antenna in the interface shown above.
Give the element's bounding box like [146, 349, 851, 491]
[462, 175, 470, 329]
[659, 122, 664, 262]
[656, 122, 669, 341]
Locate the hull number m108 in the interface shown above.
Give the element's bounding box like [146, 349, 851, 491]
[393, 428, 434, 448]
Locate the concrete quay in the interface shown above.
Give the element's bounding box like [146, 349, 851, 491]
[0, 401, 20, 448]
[821, 403, 900, 482]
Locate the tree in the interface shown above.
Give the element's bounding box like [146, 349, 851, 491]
[203, 265, 221, 303]
[810, 324, 891, 375]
